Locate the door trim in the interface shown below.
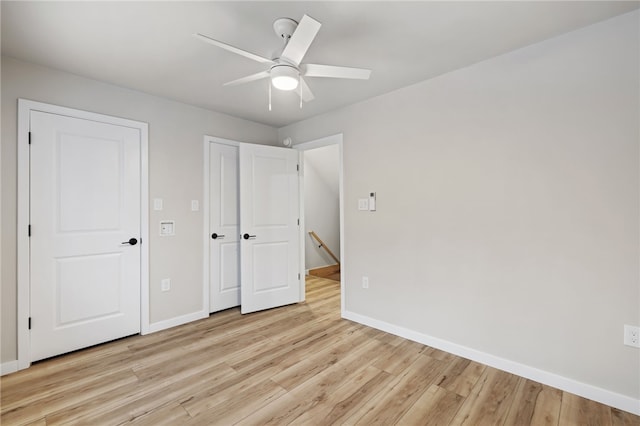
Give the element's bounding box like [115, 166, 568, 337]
[294, 134, 345, 316]
[202, 135, 242, 313]
[17, 99, 150, 370]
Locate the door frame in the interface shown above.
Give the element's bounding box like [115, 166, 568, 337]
[17, 99, 150, 370]
[202, 135, 242, 313]
[294, 134, 345, 315]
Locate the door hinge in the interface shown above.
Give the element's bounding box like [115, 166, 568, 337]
[298, 273, 301, 280]
[28, 224, 31, 237]
[28, 132, 32, 145]
[297, 164, 299, 172]
[28, 317, 31, 330]
[297, 218, 300, 226]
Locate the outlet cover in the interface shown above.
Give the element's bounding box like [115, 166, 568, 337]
[624, 325, 640, 348]
[362, 276, 369, 289]
[161, 278, 171, 292]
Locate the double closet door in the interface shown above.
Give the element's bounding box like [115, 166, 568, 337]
[209, 141, 301, 314]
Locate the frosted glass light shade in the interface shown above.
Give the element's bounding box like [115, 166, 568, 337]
[271, 65, 299, 91]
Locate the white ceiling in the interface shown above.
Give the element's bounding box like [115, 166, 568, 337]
[2, 1, 638, 128]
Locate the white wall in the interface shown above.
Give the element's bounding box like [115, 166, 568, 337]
[1, 56, 278, 364]
[279, 11, 640, 404]
[304, 144, 340, 270]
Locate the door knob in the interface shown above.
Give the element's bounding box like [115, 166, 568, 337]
[121, 238, 138, 246]
[243, 233, 256, 240]
[211, 233, 225, 239]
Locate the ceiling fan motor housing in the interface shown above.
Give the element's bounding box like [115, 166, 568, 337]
[273, 17, 298, 41]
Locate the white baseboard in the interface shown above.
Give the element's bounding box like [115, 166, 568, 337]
[342, 310, 640, 416]
[147, 309, 208, 334]
[1, 360, 18, 376]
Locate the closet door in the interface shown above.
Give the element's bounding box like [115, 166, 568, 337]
[209, 141, 301, 314]
[209, 143, 241, 312]
[239, 143, 301, 314]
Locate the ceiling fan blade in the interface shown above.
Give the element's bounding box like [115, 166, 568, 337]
[281, 15, 321, 66]
[303, 64, 371, 80]
[194, 33, 274, 64]
[297, 77, 315, 102]
[223, 71, 270, 87]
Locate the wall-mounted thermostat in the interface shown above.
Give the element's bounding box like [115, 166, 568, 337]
[369, 192, 376, 211]
[160, 220, 175, 236]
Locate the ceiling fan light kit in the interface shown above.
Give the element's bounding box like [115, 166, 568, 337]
[195, 14, 372, 108]
[270, 65, 299, 91]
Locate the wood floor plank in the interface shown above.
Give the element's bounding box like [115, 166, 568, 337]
[435, 357, 487, 398]
[21, 418, 47, 426]
[397, 384, 465, 426]
[229, 321, 359, 374]
[185, 379, 286, 425]
[269, 327, 374, 391]
[504, 379, 561, 426]
[2, 368, 138, 425]
[290, 366, 394, 425]
[449, 367, 521, 426]
[559, 392, 613, 426]
[346, 353, 448, 425]
[47, 361, 235, 425]
[121, 401, 192, 425]
[241, 339, 388, 424]
[611, 407, 640, 426]
[371, 338, 424, 375]
[1, 344, 135, 409]
[131, 332, 266, 382]
[180, 365, 282, 418]
[423, 345, 459, 363]
[2, 276, 637, 426]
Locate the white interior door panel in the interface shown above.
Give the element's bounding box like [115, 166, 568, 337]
[30, 111, 141, 362]
[209, 142, 241, 312]
[239, 143, 300, 314]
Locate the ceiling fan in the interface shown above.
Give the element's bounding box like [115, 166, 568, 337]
[194, 14, 371, 107]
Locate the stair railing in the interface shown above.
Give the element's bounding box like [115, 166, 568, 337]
[308, 231, 340, 266]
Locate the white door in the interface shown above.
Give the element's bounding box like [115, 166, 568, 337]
[30, 111, 141, 362]
[209, 143, 241, 312]
[239, 143, 300, 314]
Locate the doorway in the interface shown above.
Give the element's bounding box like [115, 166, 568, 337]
[295, 134, 345, 315]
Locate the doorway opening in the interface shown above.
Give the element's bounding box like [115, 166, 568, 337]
[295, 134, 344, 315]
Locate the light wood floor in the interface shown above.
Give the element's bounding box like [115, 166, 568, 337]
[1, 276, 638, 425]
[308, 265, 340, 282]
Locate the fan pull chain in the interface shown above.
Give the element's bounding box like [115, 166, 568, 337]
[299, 75, 302, 109]
[268, 80, 272, 111]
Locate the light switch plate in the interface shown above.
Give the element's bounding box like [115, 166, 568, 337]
[161, 278, 171, 292]
[358, 199, 369, 211]
[191, 200, 199, 211]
